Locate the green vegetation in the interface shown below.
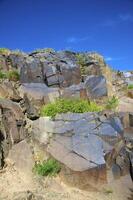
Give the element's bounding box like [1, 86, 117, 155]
[128, 84, 133, 90]
[33, 159, 61, 177]
[0, 70, 19, 81]
[0, 71, 7, 79]
[41, 98, 103, 118]
[0, 48, 10, 55]
[103, 188, 113, 195]
[106, 96, 119, 110]
[7, 70, 20, 81]
[34, 48, 55, 54]
[76, 54, 87, 75]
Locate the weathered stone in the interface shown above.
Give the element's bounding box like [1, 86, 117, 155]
[47, 137, 95, 171]
[32, 117, 74, 134]
[60, 83, 87, 99]
[112, 163, 121, 179]
[7, 140, 34, 177]
[0, 81, 21, 101]
[60, 164, 107, 190]
[32, 118, 52, 145]
[72, 134, 105, 166]
[20, 50, 81, 87]
[128, 89, 133, 99]
[119, 97, 133, 113]
[18, 83, 59, 118]
[85, 75, 107, 98]
[0, 99, 24, 120]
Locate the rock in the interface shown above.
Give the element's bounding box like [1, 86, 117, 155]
[61, 83, 88, 100]
[0, 55, 9, 71]
[0, 80, 21, 101]
[18, 83, 59, 118]
[47, 135, 95, 171]
[60, 164, 107, 190]
[20, 51, 81, 87]
[13, 191, 44, 200]
[128, 89, 133, 99]
[8, 52, 27, 70]
[31, 112, 125, 189]
[32, 118, 53, 145]
[85, 75, 107, 98]
[0, 99, 26, 167]
[7, 140, 34, 177]
[76, 52, 114, 97]
[0, 99, 24, 120]
[119, 97, 133, 113]
[72, 134, 105, 166]
[112, 163, 121, 179]
[20, 57, 44, 83]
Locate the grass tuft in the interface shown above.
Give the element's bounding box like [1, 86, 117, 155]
[33, 159, 61, 177]
[40, 98, 103, 118]
[128, 84, 133, 90]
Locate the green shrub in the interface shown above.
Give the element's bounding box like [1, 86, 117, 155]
[106, 96, 119, 110]
[0, 48, 10, 55]
[0, 70, 20, 81]
[0, 71, 7, 79]
[40, 98, 103, 118]
[7, 70, 20, 81]
[33, 159, 61, 176]
[128, 84, 133, 90]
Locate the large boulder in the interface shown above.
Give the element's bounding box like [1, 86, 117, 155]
[32, 112, 123, 189]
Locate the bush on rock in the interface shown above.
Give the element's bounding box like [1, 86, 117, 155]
[33, 159, 61, 176]
[40, 98, 103, 118]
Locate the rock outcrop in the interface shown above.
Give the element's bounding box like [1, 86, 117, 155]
[31, 112, 124, 189]
[0, 48, 133, 192]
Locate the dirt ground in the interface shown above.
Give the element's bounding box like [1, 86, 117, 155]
[0, 165, 132, 200]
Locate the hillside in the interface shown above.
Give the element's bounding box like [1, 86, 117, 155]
[0, 48, 133, 200]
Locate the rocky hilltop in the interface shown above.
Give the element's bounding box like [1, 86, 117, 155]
[0, 48, 133, 199]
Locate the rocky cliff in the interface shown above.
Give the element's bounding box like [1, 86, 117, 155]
[0, 48, 133, 198]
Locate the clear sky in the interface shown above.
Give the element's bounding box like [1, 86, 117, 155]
[0, 0, 133, 70]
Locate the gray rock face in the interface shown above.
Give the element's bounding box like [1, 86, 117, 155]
[32, 113, 123, 173]
[85, 75, 107, 98]
[20, 57, 44, 83]
[31, 112, 125, 189]
[20, 51, 81, 87]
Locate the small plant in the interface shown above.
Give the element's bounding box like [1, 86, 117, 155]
[76, 54, 87, 75]
[106, 96, 119, 110]
[7, 70, 20, 81]
[103, 188, 113, 195]
[40, 98, 103, 118]
[0, 70, 20, 81]
[33, 159, 61, 176]
[0, 71, 7, 79]
[0, 48, 10, 55]
[128, 84, 133, 90]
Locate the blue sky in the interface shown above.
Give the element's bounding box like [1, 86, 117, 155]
[0, 0, 133, 70]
